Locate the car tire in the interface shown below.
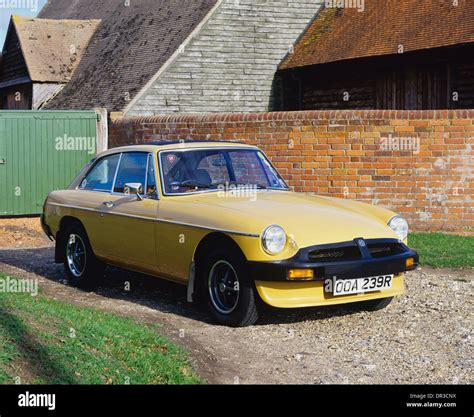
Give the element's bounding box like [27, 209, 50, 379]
[353, 297, 393, 312]
[200, 248, 258, 327]
[63, 223, 105, 290]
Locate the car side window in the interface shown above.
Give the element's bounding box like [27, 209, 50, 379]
[80, 154, 120, 192]
[113, 152, 148, 194]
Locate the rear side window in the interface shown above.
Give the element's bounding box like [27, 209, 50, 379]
[113, 152, 148, 194]
[80, 154, 120, 192]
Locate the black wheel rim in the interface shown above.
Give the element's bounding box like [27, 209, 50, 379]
[66, 234, 86, 278]
[208, 260, 240, 314]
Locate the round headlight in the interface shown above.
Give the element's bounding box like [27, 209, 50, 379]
[388, 216, 409, 241]
[262, 225, 286, 255]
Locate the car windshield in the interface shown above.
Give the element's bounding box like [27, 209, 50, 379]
[160, 148, 289, 195]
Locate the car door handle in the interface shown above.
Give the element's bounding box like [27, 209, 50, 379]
[103, 201, 115, 208]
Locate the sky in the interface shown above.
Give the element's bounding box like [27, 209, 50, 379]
[0, 0, 48, 48]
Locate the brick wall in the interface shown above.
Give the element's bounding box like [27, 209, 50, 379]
[109, 110, 474, 234]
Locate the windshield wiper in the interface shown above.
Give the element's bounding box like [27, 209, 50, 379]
[223, 181, 268, 190]
[171, 180, 212, 189]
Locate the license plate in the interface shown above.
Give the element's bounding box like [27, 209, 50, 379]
[332, 275, 393, 296]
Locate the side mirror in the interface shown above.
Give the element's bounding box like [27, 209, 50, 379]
[124, 183, 143, 200]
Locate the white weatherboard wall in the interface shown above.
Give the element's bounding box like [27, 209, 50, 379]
[126, 0, 322, 115]
[33, 83, 64, 109]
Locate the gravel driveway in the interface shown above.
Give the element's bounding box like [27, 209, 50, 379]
[0, 241, 472, 385]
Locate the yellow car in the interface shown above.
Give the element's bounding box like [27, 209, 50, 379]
[42, 141, 418, 326]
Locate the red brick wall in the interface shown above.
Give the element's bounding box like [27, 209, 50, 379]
[109, 110, 474, 234]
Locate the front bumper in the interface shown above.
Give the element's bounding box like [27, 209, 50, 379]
[255, 274, 406, 308]
[248, 238, 418, 282]
[248, 238, 418, 308]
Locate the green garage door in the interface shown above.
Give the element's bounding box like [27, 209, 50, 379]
[0, 111, 99, 216]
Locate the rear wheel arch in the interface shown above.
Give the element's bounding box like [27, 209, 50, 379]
[55, 216, 87, 263]
[61, 221, 105, 290]
[59, 216, 84, 232]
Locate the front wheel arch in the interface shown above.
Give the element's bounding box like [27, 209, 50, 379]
[193, 234, 259, 326]
[192, 232, 247, 298]
[194, 232, 246, 264]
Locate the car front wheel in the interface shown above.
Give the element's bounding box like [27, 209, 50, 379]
[202, 249, 258, 327]
[63, 223, 105, 290]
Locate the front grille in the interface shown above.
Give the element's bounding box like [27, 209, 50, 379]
[367, 242, 405, 258]
[308, 245, 362, 263]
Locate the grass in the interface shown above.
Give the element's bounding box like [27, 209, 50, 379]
[0, 274, 200, 385]
[409, 232, 474, 268]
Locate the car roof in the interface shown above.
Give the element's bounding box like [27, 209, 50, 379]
[101, 140, 258, 155]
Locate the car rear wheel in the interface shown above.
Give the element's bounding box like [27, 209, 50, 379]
[63, 223, 105, 290]
[353, 297, 393, 312]
[201, 249, 258, 327]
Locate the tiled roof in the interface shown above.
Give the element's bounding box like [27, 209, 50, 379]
[280, 0, 474, 70]
[12, 15, 99, 82]
[39, 0, 218, 111]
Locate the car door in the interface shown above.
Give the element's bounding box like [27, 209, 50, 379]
[73, 153, 121, 259]
[99, 152, 159, 273]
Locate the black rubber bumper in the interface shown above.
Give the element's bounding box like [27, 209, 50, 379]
[248, 238, 419, 282]
[40, 214, 53, 240]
